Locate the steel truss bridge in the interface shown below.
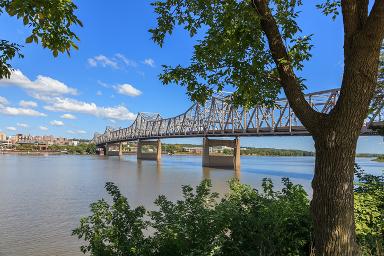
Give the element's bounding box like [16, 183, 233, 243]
[93, 88, 384, 146]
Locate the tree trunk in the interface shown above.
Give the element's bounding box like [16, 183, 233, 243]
[251, 2, 384, 255]
[311, 132, 359, 255]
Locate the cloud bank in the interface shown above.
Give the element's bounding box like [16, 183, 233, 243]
[19, 100, 38, 108]
[0, 70, 77, 96]
[0, 106, 47, 117]
[43, 97, 136, 121]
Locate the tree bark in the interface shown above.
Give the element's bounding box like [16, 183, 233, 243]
[311, 131, 359, 255]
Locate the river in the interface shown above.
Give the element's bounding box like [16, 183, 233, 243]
[0, 154, 383, 256]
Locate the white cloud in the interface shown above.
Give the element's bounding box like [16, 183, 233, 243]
[67, 130, 87, 134]
[50, 120, 64, 126]
[96, 90, 103, 96]
[97, 80, 110, 88]
[39, 126, 48, 131]
[0, 70, 77, 96]
[115, 84, 142, 97]
[143, 58, 155, 67]
[60, 113, 76, 119]
[0, 96, 9, 106]
[89, 54, 141, 70]
[17, 123, 29, 128]
[6, 127, 16, 131]
[88, 55, 118, 69]
[43, 97, 136, 121]
[109, 119, 116, 124]
[0, 107, 47, 117]
[19, 100, 38, 108]
[115, 53, 138, 67]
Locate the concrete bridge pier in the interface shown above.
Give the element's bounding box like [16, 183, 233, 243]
[202, 137, 240, 170]
[96, 147, 105, 156]
[104, 143, 123, 156]
[137, 139, 161, 161]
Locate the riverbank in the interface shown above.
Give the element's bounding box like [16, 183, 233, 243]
[1, 150, 383, 159]
[373, 156, 384, 162]
[1, 150, 63, 155]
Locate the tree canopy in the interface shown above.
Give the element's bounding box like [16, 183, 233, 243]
[150, 0, 312, 107]
[0, 0, 82, 78]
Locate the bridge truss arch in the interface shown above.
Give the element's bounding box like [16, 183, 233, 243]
[92, 88, 384, 146]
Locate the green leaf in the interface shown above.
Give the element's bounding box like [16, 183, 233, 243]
[25, 35, 34, 44]
[23, 16, 29, 25]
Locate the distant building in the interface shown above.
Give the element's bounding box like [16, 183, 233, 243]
[0, 132, 6, 141]
[5, 133, 86, 147]
[183, 147, 203, 154]
[211, 145, 232, 153]
[70, 140, 79, 146]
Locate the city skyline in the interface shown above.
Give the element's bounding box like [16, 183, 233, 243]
[0, 1, 382, 153]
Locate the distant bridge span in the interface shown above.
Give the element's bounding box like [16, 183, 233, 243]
[93, 88, 383, 146]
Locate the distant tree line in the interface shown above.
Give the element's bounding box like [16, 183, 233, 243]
[48, 143, 96, 155]
[240, 148, 314, 156]
[374, 155, 384, 162]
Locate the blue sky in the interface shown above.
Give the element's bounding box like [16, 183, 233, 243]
[0, 1, 382, 153]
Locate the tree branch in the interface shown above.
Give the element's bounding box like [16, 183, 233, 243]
[251, 0, 322, 134]
[364, 0, 384, 40]
[330, 1, 383, 133]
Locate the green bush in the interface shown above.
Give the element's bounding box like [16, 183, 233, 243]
[73, 179, 312, 255]
[73, 168, 383, 256]
[354, 165, 384, 255]
[72, 182, 150, 255]
[218, 178, 311, 256]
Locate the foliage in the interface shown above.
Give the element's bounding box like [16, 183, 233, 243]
[15, 144, 39, 151]
[162, 144, 180, 154]
[74, 178, 312, 256]
[163, 143, 315, 156]
[374, 155, 384, 162]
[354, 165, 384, 255]
[149, 180, 225, 256]
[240, 148, 313, 156]
[0, 0, 82, 78]
[316, 1, 341, 20]
[150, 0, 312, 107]
[370, 42, 384, 136]
[72, 182, 150, 256]
[48, 143, 96, 154]
[0, 40, 23, 78]
[218, 178, 311, 256]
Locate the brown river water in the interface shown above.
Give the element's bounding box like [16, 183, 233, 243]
[0, 154, 382, 256]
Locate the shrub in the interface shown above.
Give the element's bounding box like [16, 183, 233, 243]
[73, 168, 383, 256]
[72, 182, 150, 255]
[73, 179, 312, 255]
[354, 165, 384, 256]
[218, 178, 311, 256]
